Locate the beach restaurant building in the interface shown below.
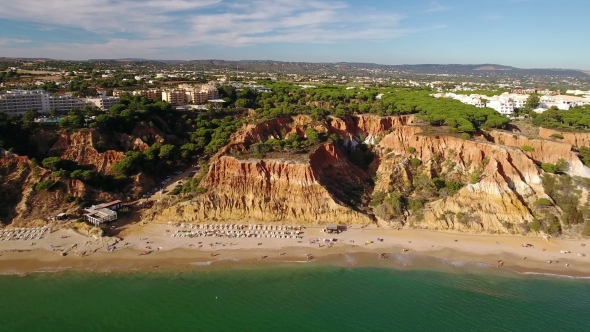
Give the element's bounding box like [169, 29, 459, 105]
[83, 200, 123, 226]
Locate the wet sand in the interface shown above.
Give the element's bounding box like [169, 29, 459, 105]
[1, 223, 590, 277]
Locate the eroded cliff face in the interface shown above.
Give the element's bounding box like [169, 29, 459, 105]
[50, 130, 125, 174]
[329, 115, 414, 140]
[151, 115, 589, 234]
[0, 156, 110, 226]
[155, 143, 373, 224]
[539, 128, 590, 148]
[488, 131, 590, 177]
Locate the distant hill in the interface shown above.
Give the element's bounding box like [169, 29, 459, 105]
[2, 57, 589, 78]
[180, 60, 589, 78]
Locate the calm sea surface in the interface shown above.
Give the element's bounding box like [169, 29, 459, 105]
[1, 263, 589, 331]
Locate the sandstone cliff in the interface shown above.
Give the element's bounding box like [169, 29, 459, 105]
[155, 143, 373, 225]
[149, 115, 589, 234]
[0, 156, 112, 226]
[49, 130, 125, 174]
[538, 127, 590, 148]
[488, 131, 590, 177]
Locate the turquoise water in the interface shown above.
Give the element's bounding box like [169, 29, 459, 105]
[1, 265, 589, 331]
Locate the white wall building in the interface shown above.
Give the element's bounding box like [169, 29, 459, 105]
[0, 90, 50, 114]
[486, 99, 515, 115]
[0, 90, 120, 115]
[48, 95, 88, 113]
[84, 97, 121, 110]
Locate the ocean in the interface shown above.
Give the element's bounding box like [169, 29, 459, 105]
[1, 259, 589, 331]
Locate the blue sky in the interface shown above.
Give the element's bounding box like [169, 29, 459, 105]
[0, 0, 588, 69]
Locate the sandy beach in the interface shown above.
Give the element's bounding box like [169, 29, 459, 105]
[2, 222, 590, 277]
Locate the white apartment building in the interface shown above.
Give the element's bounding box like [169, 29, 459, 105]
[83, 97, 121, 110]
[0, 90, 120, 114]
[456, 95, 486, 108]
[48, 95, 88, 113]
[486, 99, 515, 115]
[0, 90, 50, 114]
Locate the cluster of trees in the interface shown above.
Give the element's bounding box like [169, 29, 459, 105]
[40, 157, 129, 192]
[188, 113, 243, 154]
[0, 111, 36, 156]
[67, 76, 98, 97]
[219, 83, 510, 133]
[0, 70, 19, 82]
[531, 106, 590, 130]
[113, 142, 190, 175]
[247, 128, 323, 157]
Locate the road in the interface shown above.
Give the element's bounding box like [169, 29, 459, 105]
[143, 166, 202, 203]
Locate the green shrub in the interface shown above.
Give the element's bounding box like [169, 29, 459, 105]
[541, 163, 557, 174]
[521, 145, 534, 152]
[408, 199, 424, 213]
[370, 191, 386, 206]
[51, 170, 69, 179]
[470, 167, 484, 184]
[461, 133, 471, 140]
[550, 133, 564, 139]
[35, 179, 55, 191]
[579, 146, 590, 167]
[407, 147, 416, 153]
[482, 157, 490, 165]
[444, 181, 463, 196]
[535, 198, 552, 206]
[530, 219, 542, 232]
[556, 158, 569, 173]
[410, 158, 422, 167]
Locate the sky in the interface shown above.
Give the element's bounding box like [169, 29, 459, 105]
[0, 0, 588, 69]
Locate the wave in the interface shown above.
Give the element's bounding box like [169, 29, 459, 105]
[517, 271, 590, 280]
[279, 260, 310, 264]
[190, 257, 241, 266]
[344, 255, 357, 266]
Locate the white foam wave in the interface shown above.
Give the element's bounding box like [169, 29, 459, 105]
[518, 271, 590, 280]
[190, 261, 213, 266]
[391, 253, 415, 266]
[281, 260, 310, 263]
[190, 257, 240, 267]
[344, 255, 357, 266]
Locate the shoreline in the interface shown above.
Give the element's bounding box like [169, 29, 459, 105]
[2, 223, 590, 279]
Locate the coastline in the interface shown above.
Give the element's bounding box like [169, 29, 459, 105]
[2, 223, 590, 279]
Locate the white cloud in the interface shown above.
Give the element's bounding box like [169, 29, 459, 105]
[0, 0, 440, 59]
[423, 1, 450, 13]
[0, 38, 31, 46]
[0, 0, 221, 35]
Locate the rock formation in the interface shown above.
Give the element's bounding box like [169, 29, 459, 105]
[153, 114, 590, 234]
[155, 143, 373, 225]
[49, 130, 124, 174]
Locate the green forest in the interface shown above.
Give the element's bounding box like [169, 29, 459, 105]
[219, 83, 510, 133]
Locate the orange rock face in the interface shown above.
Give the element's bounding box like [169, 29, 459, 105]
[488, 131, 590, 177]
[157, 143, 373, 224]
[538, 127, 590, 148]
[50, 130, 125, 174]
[153, 115, 588, 234]
[373, 127, 556, 233]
